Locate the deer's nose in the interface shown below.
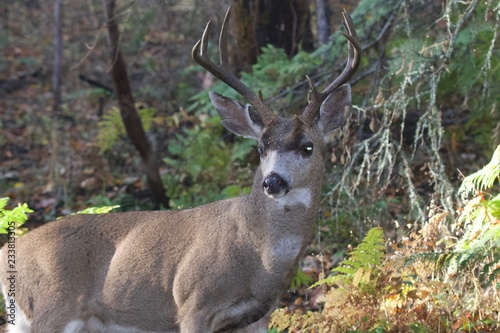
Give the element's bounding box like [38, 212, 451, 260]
[263, 173, 289, 197]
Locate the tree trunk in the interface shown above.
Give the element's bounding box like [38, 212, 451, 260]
[103, 0, 169, 209]
[315, 0, 330, 46]
[230, 1, 259, 73]
[230, 0, 314, 73]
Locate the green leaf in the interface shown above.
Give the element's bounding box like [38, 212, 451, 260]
[290, 267, 314, 289]
[75, 205, 120, 215]
[0, 199, 33, 234]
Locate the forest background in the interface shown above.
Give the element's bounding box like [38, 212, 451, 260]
[0, 0, 499, 331]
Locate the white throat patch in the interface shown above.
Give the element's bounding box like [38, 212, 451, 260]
[274, 188, 311, 208]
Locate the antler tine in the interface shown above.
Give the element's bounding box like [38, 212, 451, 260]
[322, 10, 361, 94]
[300, 10, 361, 125]
[192, 6, 275, 125]
[218, 7, 230, 66]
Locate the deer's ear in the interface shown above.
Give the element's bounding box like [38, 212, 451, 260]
[209, 91, 264, 140]
[317, 84, 351, 139]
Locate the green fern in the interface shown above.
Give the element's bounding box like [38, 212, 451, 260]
[406, 244, 500, 288]
[313, 227, 386, 290]
[404, 233, 500, 288]
[96, 104, 157, 153]
[403, 251, 450, 272]
[453, 146, 500, 286]
[459, 145, 500, 197]
[450, 223, 500, 287]
[290, 267, 314, 289]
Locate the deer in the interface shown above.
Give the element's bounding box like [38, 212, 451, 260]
[0, 7, 360, 333]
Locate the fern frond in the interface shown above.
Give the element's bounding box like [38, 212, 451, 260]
[459, 144, 500, 197]
[403, 251, 449, 272]
[316, 227, 386, 288]
[0, 197, 9, 210]
[97, 107, 124, 153]
[408, 237, 500, 288]
[96, 104, 157, 153]
[485, 265, 500, 287]
[480, 253, 500, 287]
[332, 265, 358, 275]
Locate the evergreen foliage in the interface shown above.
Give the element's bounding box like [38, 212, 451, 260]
[162, 116, 254, 209]
[325, 0, 499, 232]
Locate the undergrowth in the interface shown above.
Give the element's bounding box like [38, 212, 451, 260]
[96, 103, 158, 153]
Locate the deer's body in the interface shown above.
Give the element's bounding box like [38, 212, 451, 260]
[0, 7, 360, 333]
[1, 117, 324, 333]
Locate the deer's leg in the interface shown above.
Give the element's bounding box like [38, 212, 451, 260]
[234, 312, 271, 333]
[178, 313, 209, 333]
[178, 299, 272, 333]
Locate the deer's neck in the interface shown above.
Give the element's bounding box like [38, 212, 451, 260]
[234, 167, 323, 287]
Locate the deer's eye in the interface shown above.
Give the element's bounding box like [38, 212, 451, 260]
[257, 146, 265, 156]
[300, 143, 314, 157]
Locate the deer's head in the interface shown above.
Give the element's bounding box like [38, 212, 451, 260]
[192, 7, 360, 202]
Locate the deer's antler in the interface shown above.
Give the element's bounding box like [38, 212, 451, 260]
[192, 7, 275, 126]
[299, 9, 361, 125]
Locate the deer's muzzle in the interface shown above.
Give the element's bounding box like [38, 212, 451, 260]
[262, 173, 290, 198]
